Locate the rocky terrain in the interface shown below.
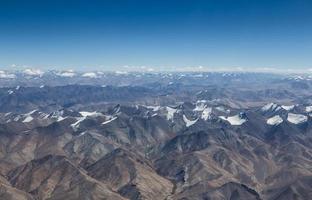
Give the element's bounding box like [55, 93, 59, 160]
[0, 71, 312, 199]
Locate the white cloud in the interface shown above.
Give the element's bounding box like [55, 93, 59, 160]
[56, 70, 76, 77]
[82, 72, 98, 78]
[115, 70, 128, 75]
[0, 71, 16, 79]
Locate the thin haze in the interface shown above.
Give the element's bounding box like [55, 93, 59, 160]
[0, 0, 311, 71]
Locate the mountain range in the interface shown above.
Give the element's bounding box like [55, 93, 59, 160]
[0, 71, 311, 200]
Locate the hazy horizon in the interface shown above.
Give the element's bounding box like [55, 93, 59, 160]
[2, 65, 312, 74]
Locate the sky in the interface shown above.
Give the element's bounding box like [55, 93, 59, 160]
[0, 0, 312, 71]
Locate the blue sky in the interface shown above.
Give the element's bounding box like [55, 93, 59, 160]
[0, 0, 311, 71]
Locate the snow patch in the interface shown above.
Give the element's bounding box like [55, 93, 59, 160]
[47, 110, 66, 122]
[78, 131, 87, 137]
[56, 116, 66, 122]
[4, 112, 11, 117]
[166, 107, 177, 121]
[281, 105, 294, 111]
[305, 106, 312, 113]
[79, 111, 103, 117]
[267, 115, 283, 125]
[26, 110, 37, 115]
[201, 107, 212, 120]
[215, 106, 230, 113]
[183, 115, 198, 127]
[193, 101, 207, 112]
[287, 113, 307, 124]
[261, 103, 281, 112]
[145, 105, 160, 112]
[21, 110, 37, 122]
[71, 117, 86, 130]
[23, 116, 33, 123]
[219, 114, 247, 125]
[14, 116, 21, 121]
[102, 116, 117, 125]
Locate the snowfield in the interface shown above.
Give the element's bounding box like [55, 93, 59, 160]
[267, 115, 283, 125]
[287, 113, 307, 124]
[219, 114, 247, 125]
[183, 115, 198, 127]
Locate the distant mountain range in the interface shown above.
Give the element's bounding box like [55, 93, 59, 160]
[1, 69, 312, 87]
[0, 72, 311, 199]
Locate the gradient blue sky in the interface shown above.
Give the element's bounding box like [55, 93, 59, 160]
[0, 0, 312, 71]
